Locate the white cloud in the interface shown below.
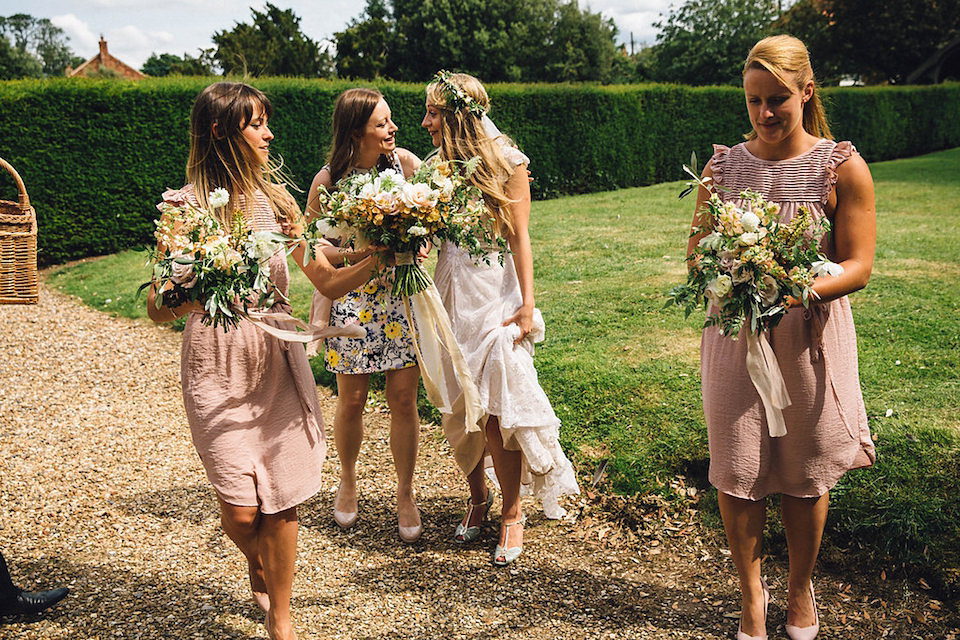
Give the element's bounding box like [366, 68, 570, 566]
[107, 24, 175, 67]
[49, 14, 173, 69]
[51, 13, 99, 53]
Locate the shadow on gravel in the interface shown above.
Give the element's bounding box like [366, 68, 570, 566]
[0, 555, 269, 638]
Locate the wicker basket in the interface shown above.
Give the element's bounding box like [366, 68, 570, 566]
[0, 156, 39, 304]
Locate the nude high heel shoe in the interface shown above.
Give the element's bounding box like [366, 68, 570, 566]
[785, 581, 820, 640]
[737, 577, 770, 640]
[398, 497, 422, 543]
[333, 482, 358, 529]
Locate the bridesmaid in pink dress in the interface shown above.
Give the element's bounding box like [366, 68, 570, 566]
[687, 37, 876, 640]
[147, 82, 378, 640]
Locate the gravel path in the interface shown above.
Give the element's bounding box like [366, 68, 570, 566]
[0, 284, 956, 639]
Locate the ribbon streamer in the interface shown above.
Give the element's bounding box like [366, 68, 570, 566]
[744, 329, 791, 437]
[402, 283, 484, 433]
[246, 310, 365, 343]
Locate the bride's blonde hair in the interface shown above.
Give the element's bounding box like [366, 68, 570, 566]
[425, 72, 518, 236]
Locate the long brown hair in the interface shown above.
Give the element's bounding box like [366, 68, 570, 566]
[425, 73, 517, 236]
[186, 81, 298, 226]
[325, 88, 395, 185]
[743, 35, 832, 141]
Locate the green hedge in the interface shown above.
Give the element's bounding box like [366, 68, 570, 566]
[1, 77, 958, 265]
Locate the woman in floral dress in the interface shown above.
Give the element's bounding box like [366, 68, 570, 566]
[305, 88, 425, 543]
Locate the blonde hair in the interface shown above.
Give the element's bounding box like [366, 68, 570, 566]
[743, 35, 832, 140]
[186, 82, 299, 228]
[325, 88, 397, 185]
[425, 73, 517, 236]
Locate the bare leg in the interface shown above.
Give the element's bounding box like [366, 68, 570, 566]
[384, 366, 422, 533]
[259, 508, 299, 640]
[456, 455, 491, 536]
[781, 492, 828, 629]
[718, 491, 767, 638]
[218, 497, 269, 614]
[333, 373, 370, 521]
[485, 416, 524, 551]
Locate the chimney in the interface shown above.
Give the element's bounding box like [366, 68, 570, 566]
[99, 36, 108, 58]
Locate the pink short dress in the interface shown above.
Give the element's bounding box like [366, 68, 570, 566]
[161, 185, 326, 514]
[701, 140, 875, 500]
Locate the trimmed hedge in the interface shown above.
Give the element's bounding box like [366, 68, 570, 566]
[0, 77, 958, 264]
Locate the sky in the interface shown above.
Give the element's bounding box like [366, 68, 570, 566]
[4, 0, 673, 70]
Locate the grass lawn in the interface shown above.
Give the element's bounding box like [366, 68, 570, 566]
[44, 146, 960, 592]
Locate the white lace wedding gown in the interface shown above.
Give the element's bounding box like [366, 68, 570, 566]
[432, 182, 579, 519]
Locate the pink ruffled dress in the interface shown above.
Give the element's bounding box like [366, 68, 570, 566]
[701, 140, 875, 500]
[161, 185, 326, 514]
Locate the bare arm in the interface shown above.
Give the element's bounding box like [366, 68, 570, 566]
[686, 163, 716, 270]
[292, 240, 380, 300]
[145, 239, 205, 323]
[146, 284, 205, 323]
[807, 153, 876, 304]
[397, 147, 422, 178]
[502, 165, 535, 344]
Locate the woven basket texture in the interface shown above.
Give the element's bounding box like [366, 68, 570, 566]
[0, 157, 39, 305]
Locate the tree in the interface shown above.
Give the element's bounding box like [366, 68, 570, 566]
[336, 0, 619, 83]
[0, 33, 42, 79]
[771, 0, 840, 83]
[212, 3, 333, 77]
[142, 49, 216, 76]
[824, 0, 959, 84]
[0, 13, 80, 77]
[546, 1, 620, 82]
[334, 0, 394, 79]
[651, 0, 780, 85]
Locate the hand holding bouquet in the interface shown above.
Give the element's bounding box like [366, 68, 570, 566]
[668, 169, 843, 338]
[141, 188, 292, 331]
[307, 158, 505, 297]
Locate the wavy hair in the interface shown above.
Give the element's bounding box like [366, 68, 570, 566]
[186, 82, 298, 227]
[743, 35, 832, 141]
[325, 88, 396, 185]
[425, 73, 518, 236]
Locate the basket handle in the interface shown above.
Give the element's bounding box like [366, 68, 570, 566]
[0, 156, 31, 211]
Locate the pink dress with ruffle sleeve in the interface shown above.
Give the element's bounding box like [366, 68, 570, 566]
[701, 139, 875, 500]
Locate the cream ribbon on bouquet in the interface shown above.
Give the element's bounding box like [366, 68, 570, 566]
[744, 329, 791, 437]
[395, 252, 484, 433]
[246, 309, 365, 343]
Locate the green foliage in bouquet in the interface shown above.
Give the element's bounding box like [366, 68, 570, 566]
[307, 157, 506, 297]
[667, 165, 841, 337]
[139, 188, 292, 331]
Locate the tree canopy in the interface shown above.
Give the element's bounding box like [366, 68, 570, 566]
[778, 0, 960, 84]
[334, 0, 621, 83]
[650, 0, 780, 86]
[212, 3, 334, 77]
[141, 50, 216, 77]
[0, 13, 82, 78]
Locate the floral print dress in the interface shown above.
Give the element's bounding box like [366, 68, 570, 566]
[324, 151, 418, 374]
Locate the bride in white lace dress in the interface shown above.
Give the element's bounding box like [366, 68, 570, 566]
[421, 71, 579, 566]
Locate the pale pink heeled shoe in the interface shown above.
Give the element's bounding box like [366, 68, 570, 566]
[333, 482, 358, 529]
[737, 577, 770, 640]
[785, 581, 820, 640]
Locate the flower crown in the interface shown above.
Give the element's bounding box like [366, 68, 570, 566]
[431, 70, 488, 116]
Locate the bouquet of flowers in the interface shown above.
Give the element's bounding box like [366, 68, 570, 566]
[307, 158, 506, 297]
[141, 188, 292, 331]
[667, 172, 843, 337]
